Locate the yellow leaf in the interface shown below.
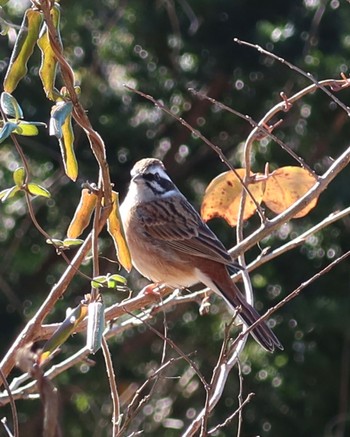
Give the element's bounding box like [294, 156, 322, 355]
[201, 169, 265, 226]
[264, 166, 318, 218]
[59, 112, 78, 181]
[107, 191, 132, 272]
[3, 9, 43, 93]
[67, 189, 97, 238]
[39, 302, 88, 364]
[37, 4, 61, 100]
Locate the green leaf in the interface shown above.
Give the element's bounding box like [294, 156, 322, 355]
[0, 186, 20, 202]
[0, 17, 11, 36]
[14, 123, 38, 136]
[13, 121, 45, 136]
[13, 167, 25, 187]
[27, 183, 51, 198]
[46, 238, 64, 246]
[3, 9, 43, 93]
[0, 0, 10, 6]
[62, 238, 84, 247]
[0, 92, 23, 120]
[40, 302, 88, 363]
[0, 121, 18, 143]
[91, 275, 108, 289]
[86, 301, 105, 354]
[37, 4, 62, 100]
[107, 274, 127, 287]
[91, 273, 127, 289]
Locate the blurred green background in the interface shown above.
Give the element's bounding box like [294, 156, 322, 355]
[1, 0, 350, 435]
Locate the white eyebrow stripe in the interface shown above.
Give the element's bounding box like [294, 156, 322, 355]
[148, 166, 172, 181]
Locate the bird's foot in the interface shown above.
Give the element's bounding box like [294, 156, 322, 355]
[140, 282, 163, 296]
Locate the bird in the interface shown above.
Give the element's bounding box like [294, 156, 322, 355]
[120, 158, 282, 352]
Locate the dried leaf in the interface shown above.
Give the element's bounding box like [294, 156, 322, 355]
[67, 189, 97, 238]
[264, 166, 318, 218]
[201, 169, 265, 226]
[107, 191, 132, 272]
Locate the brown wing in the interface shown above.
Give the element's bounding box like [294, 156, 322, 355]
[136, 196, 237, 267]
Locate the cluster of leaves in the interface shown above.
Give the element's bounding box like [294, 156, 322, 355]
[3, 3, 78, 180]
[202, 166, 318, 226]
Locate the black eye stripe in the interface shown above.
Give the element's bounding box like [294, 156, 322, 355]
[142, 172, 161, 182]
[142, 172, 176, 193]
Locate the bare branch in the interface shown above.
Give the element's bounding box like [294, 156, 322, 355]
[0, 367, 18, 437]
[208, 392, 255, 435]
[101, 336, 121, 436]
[234, 38, 350, 115]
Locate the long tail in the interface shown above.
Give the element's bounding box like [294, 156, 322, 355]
[214, 280, 283, 352]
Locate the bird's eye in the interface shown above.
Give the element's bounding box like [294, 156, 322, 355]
[154, 172, 161, 182]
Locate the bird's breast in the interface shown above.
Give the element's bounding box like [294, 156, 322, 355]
[120, 201, 198, 288]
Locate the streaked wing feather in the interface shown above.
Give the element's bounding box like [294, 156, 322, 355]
[136, 197, 236, 266]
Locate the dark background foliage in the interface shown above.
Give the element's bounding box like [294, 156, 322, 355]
[1, 0, 350, 435]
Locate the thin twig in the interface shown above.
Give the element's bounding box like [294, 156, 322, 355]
[183, 250, 350, 436]
[237, 360, 243, 437]
[101, 336, 120, 436]
[124, 84, 265, 221]
[39, 0, 113, 208]
[234, 38, 350, 115]
[37, 201, 350, 343]
[122, 307, 208, 389]
[1, 417, 14, 437]
[229, 250, 350, 354]
[189, 88, 313, 174]
[0, 233, 92, 381]
[0, 367, 18, 437]
[91, 185, 103, 300]
[208, 392, 255, 435]
[229, 144, 350, 259]
[0, 348, 92, 404]
[118, 357, 181, 436]
[246, 206, 350, 272]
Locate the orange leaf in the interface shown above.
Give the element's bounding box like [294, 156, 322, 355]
[264, 166, 318, 218]
[67, 189, 97, 238]
[107, 191, 132, 272]
[201, 169, 265, 227]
